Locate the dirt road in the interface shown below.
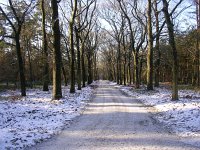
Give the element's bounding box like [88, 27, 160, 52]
[30, 81, 199, 150]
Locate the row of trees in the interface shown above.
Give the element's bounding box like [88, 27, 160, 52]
[99, 0, 197, 100]
[0, 0, 198, 101]
[0, 0, 98, 99]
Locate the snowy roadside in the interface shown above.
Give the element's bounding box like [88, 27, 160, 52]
[0, 83, 96, 150]
[111, 82, 200, 147]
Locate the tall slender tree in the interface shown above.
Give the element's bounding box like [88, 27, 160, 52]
[162, 0, 182, 100]
[147, 0, 154, 90]
[41, 0, 49, 91]
[69, 0, 78, 93]
[51, 0, 62, 99]
[117, 0, 146, 88]
[74, 0, 97, 89]
[154, 0, 161, 87]
[75, 1, 81, 90]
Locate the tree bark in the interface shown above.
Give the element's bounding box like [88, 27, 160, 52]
[134, 53, 140, 88]
[154, 0, 160, 87]
[117, 52, 120, 84]
[76, 1, 82, 90]
[69, 21, 76, 93]
[118, 42, 122, 85]
[128, 50, 132, 85]
[139, 58, 143, 85]
[93, 52, 98, 80]
[75, 27, 81, 90]
[61, 61, 68, 86]
[81, 43, 86, 87]
[16, 34, 26, 96]
[147, 0, 154, 90]
[52, 0, 62, 99]
[27, 40, 33, 88]
[124, 58, 126, 85]
[122, 33, 126, 85]
[69, 0, 78, 93]
[87, 53, 93, 84]
[41, 0, 49, 91]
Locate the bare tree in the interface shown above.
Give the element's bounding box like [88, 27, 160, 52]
[41, 0, 49, 91]
[69, 0, 78, 93]
[162, 0, 184, 100]
[117, 0, 147, 88]
[102, 1, 128, 85]
[154, 0, 161, 87]
[147, 0, 153, 90]
[86, 24, 99, 84]
[75, 0, 97, 89]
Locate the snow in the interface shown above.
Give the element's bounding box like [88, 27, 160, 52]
[0, 85, 95, 150]
[2, 80, 200, 149]
[115, 82, 200, 147]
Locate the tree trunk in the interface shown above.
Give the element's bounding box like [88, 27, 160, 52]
[113, 62, 116, 82]
[87, 54, 93, 85]
[162, 0, 178, 100]
[69, 22, 76, 92]
[70, 27, 75, 92]
[134, 52, 140, 88]
[118, 42, 122, 85]
[128, 50, 132, 85]
[75, 27, 81, 90]
[62, 62, 68, 86]
[124, 60, 126, 85]
[81, 44, 86, 87]
[16, 34, 26, 96]
[69, 0, 77, 93]
[147, 0, 154, 90]
[93, 53, 98, 80]
[117, 55, 119, 84]
[154, 0, 160, 87]
[52, 0, 62, 99]
[41, 0, 49, 91]
[122, 30, 126, 85]
[139, 58, 143, 85]
[27, 40, 33, 88]
[76, 1, 81, 90]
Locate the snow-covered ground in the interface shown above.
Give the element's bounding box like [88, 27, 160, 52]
[0, 84, 95, 150]
[2, 80, 200, 149]
[115, 82, 200, 147]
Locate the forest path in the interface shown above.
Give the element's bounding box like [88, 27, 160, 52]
[30, 81, 199, 150]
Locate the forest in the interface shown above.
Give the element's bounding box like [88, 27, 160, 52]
[0, 0, 198, 100]
[1, 0, 200, 149]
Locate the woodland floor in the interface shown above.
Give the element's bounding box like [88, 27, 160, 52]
[0, 84, 94, 149]
[28, 81, 199, 150]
